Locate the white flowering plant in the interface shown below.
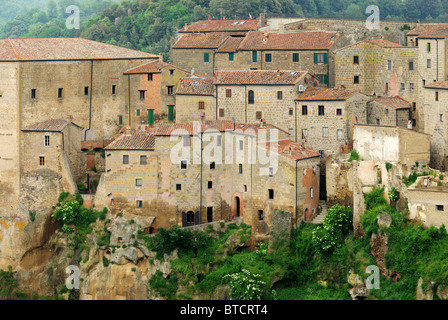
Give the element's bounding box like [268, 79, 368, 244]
[223, 269, 265, 300]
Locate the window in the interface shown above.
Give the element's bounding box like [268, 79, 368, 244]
[353, 55, 359, 64]
[248, 90, 254, 104]
[441, 114, 444, 122]
[210, 161, 215, 170]
[401, 83, 405, 91]
[239, 164, 243, 174]
[292, 53, 299, 62]
[289, 108, 293, 116]
[204, 52, 210, 63]
[423, 80, 426, 86]
[265, 53, 272, 62]
[199, 101, 205, 110]
[181, 160, 187, 169]
[118, 116, 123, 125]
[376, 119, 380, 125]
[140, 155, 147, 165]
[244, 185, 247, 192]
[437, 205, 444, 211]
[219, 108, 225, 117]
[289, 128, 294, 136]
[84, 86, 89, 96]
[229, 53, 234, 61]
[303, 168, 306, 176]
[176, 184, 182, 190]
[136, 109, 140, 116]
[136, 178, 142, 187]
[318, 105, 325, 116]
[136, 200, 143, 208]
[58, 88, 63, 98]
[169, 69, 174, 75]
[409, 60, 414, 70]
[167, 86, 174, 95]
[277, 91, 283, 100]
[427, 42, 431, 53]
[39, 156, 45, 166]
[302, 129, 308, 139]
[313, 166, 316, 174]
[385, 109, 389, 115]
[208, 181, 213, 189]
[302, 105, 308, 115]
[427, 59, 431, 68]
[436, 92, 439, 101]
[258, 210, 264, 221]
[387, 60, 392, 70]
[207, 207, 213, 223]
[239, 140, 244, 151]
[183, 136, 190, 147]
[269, 167, 273, 176]
[148, 73, 153, 81]
[410, 83, 414, 92]
[44, 135, 50, 146]
[413, 102, 416, 111]
[385, 82, 389, 93]
[226, 89, 232, 98]
[315, 53, 325, 64]
[319, 150, 324, 158]
[336, 108, 342, 116]
[323, 127, 329, 137]
[310, 187, 313, 199]
[112, 85, 117, 95]
[31, 89, 36, 99]
[354, 75, 359, 84]
[139, 90, 145, 100]
[123, 155, 129, 164]
[217, 135, 222, 146]
[255, 111, 262, 120]
[268, 189, 274, 200]
[337, 129, 343, 140]
[252, 50, 257, 63]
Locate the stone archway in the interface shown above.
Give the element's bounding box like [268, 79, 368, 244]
[232, 193, 243, 218]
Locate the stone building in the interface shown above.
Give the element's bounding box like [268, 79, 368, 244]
[177, 19, 259, 35]
[123, 58, 195, 124]
[214, 69, 314, 138]
[216, 31, 339, 86]
[103, 120, 321, 234]
[334, 38, 419, 129]
[20, 119, 82, 213]
[422, 81, 448, 170]
[295, 87, 370, 156]
[408, 182, 448, 228]
[175, 77, 216, 123]
[367, 96, 411, 127]
[353, 124, 430, 165]
[0, 38, 157, 217]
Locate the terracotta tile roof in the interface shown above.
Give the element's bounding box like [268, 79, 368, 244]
[172, 32, 230, 49]
[176, 77, 215, 95]
[81, 140, 113, 151]
[22, 119, 77, 131]
[124, 60, 192, 75]
[178, 20, 259, 33]
[296, 87, 360, 101]
[214, 70, 307, 85]
[257, 140, 321, 160]
[373, 96, 410, 109]
[0, 38, 157, 61]
[407, 24, 448, 38]
[216, 36, 245, 52]
[105, 129, 155, 150]
[238, 31, 339, 50]
[154, 120, 269, 136]
[424, 80, 448, 89]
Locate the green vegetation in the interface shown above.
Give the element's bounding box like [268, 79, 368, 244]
[385, 162, 392, 172]
[28, 210, 36, 222]
[388, 187, 400, 202]
[347, 149, 359, 162]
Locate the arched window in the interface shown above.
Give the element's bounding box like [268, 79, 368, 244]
[310, 187, 313, 199]
[248, 90, 255, 104]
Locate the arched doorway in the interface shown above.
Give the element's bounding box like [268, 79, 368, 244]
[233, 196, 241, 217]
[304, 208, 312, 222]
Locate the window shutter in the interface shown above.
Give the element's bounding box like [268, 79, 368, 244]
[182, 212, 187, 227]
[148, 109, 154, 125]
[323, 74, 328, 84]
[194, 211, 200, 225]
[323, 53, 328, 64]
[168, 105, 174, 121]
[314, 53, 318, 64]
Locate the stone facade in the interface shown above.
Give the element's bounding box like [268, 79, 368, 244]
[367, 97, 410, 127]
[408, 188, 448, 227]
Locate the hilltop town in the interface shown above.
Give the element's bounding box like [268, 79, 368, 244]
[1, 16, 448, 301]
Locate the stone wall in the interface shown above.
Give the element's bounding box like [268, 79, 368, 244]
[367, 100, 410, 127]
[171, 48, 216, 77]
[175, 94, 216, 123]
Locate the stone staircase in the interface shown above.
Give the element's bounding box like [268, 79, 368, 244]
[310, 200, 328, 224]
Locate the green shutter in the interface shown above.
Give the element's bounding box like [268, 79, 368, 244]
[324, 53, 328, 64]
[118, 116, 123, 125]
[136, 109, 140, 116]
[229, 53, 234, 61]
[148, 109, 154, 125]
[323, 75, 328, 84]
[293, 53, 299, 62]
[204, 52, 209, 62]
[168, 105, 174, 122]
[313, 53, 318, 64]
[252, 50, 257, 63]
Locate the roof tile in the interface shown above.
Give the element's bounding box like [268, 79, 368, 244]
[176, 77, 215, 95]
[178, 20, 258, 33]
[296, 87, 360, 101]
[214, 70, 307, 85]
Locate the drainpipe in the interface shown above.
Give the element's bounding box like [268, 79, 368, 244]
[295, 159, 299, 228]
[294, 100, 298, 142]
[436, 39, 439, 82]
[245, 85, 247, 123]
[200, 131, 203, 223]
[128, 74, 131, 126]
[215, 85, 218, 120]
[84, 60, 94, 141]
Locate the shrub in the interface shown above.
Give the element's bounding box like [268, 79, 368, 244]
[385, 162, 392, 172]
[223, 269, 265, 300]
[149, 270, 178, 300]
[29, 211, 36, 222]
[347, 149, 359, 162]
[388, 187, 400, 202]
[440, 174, 444, 181]
[0, 266, 19, 300]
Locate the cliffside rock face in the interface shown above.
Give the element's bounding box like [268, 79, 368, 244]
[347, 270, 368, 300]
[416, 278, 434, 300]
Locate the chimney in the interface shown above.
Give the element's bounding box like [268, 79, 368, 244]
[191, 67, 195, 77]
[380, 35, 384, 40]
[125, 127, 132, 136]
[66, 115, 74, 123]
[159, 53, 163, 62]
[301, 137, 307, 147]
[184, 23, 188, 31]
[260, 118, 266, 128]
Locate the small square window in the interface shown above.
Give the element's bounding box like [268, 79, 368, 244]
[210, 161, 215, 170]
[31, 89, 36, 99]
[167, 86, 174, 95]
[208, 181, 213, 189]
[437, 205, 444, 211]
[140, 155, 147, 165]
[148, 73, 153, 81]
[353, 55, 359, 64]
[84, 86, 89, 96]
[265, 53, 272, 62]
[39, 156, 45, 166]
[255, 111, 262, 120]
[139, 90, 145, 100]
[176, 184, 182, 190]
[239, 164, 243, 174]
[44, 135, 50, 146]
[58, 88, 63, 98]
[292, 53, 299, 62]
[336, 108, 342, 116]
[181, 160, 187, 169]
[136, 200, 143, 208]
[112, 85, 117, 95]
[169, 69, 174, 75]
[123, 155, 129, 164]
[136, 178, 142, 186]
[268, 189, 274, 199]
